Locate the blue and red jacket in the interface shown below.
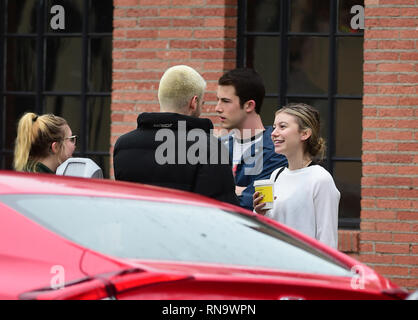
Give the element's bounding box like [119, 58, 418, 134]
[221, 126, 288, 211]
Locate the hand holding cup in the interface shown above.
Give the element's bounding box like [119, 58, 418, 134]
[253, 191, 268, 215]
[253, 179, 274, 215]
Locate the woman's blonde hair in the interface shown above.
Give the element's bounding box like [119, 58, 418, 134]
[13, 113, 68, 171]
[158, 65, 206, 112]
[275, 103, 326, 160]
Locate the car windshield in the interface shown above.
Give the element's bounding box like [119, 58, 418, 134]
[1, 195, 353, 277]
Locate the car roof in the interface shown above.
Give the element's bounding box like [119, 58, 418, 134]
[0, 170, 245, 212]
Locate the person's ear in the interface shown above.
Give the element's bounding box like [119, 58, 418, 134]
[300, 128, 312, 141]
[50, 141, 60, 154]
[189, 95, 198, 113]
[244, 100, 256, 113]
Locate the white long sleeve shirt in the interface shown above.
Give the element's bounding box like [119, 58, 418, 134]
[266, 165, 340, 249]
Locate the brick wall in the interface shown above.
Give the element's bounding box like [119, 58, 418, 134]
[361, 0, 417, 291]
[111, 0, 238, 176]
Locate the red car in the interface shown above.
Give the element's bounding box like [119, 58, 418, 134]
[0, 171, 409, 300]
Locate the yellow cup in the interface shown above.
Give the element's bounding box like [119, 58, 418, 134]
[253, 179, 274, 209]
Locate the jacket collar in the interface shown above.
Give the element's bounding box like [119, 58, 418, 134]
[224, 127, 273, 164]
[137, 112, 213, 133]
[262, 126, 274, 149]
[226, 126, 274, 150]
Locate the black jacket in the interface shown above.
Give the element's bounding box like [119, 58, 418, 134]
[113, 112, 239, 206]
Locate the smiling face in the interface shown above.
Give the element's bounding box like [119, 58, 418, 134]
[271, 112, 310, 158]
[215, 85, 248, 130]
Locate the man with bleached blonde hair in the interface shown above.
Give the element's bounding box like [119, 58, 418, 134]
[158, 65, 206, 117]
[113, 65, 239, 205]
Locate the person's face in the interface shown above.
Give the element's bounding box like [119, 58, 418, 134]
[215, 85, 247, 130]
[271, 112, 307, 157]
[59, 125, 76, 163]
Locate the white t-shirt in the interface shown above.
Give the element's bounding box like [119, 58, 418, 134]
[266, 165, 340, 249]
[232, 134, 263, 166]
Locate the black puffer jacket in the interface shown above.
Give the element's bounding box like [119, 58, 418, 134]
[113, 112, 239, 206]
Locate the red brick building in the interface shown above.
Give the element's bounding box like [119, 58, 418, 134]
[360, 0, 417, 291]
[0, 0, 416, 292]
[110, 0, 417, 291]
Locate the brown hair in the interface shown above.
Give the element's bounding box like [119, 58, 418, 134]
[275, 103, 326, 160]
[13, 113, 68, 171]
[218, 68, 265, 114]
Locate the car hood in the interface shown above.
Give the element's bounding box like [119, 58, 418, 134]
[16, 245, 405, 300]
[85, 256, 406, 300]
[122, 258, 379, 291]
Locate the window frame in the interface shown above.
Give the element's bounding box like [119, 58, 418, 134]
[237, 0, 363, 229]
[0, 0, 112, 175]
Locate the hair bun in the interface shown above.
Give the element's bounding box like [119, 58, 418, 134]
[313, 137, 326, 159]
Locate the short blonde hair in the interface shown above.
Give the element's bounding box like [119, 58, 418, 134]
[158, 65, 206, 112]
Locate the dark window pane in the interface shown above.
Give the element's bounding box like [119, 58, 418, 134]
[338, 0, 365, 33]
[290, 0, 330, 33]
[88, 154, 110, 178]
[45, 38, 82, 92]
[246, 37, 280, 94]
[246, 0, 280, 32]
[287, 98, 328, 142]
[6, 38, 37, 91]
[288, 37, 328, 95]
[334, 162, 361, 222]
[46, 0, 83, 33]
[89, 0, 114, 33]
[4, 95, 36, 150]
[44, 96, 81, 137]
[87, 97, 110, 152]
[6, 0, 37, 34]
[260, 97, 280, 127]
[89, 38, 112, 92]
[335, 100, 362, 158]
[2, 154, 14, 171]
[337, 37, 363, 95]
[2, 0, 113, 173]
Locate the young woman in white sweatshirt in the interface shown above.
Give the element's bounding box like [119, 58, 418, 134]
[253, 103, 340, 249]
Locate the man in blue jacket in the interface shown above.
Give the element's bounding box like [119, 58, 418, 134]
[216, 68, 288, 211]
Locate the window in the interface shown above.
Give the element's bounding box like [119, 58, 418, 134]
[1, 194, 353, 277]
[238, 0, 364, 228]
[0, 0, 113, 177]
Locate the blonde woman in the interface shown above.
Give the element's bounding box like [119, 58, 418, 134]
[253, 103, 340, 249]
[14, 113, 76, 173]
